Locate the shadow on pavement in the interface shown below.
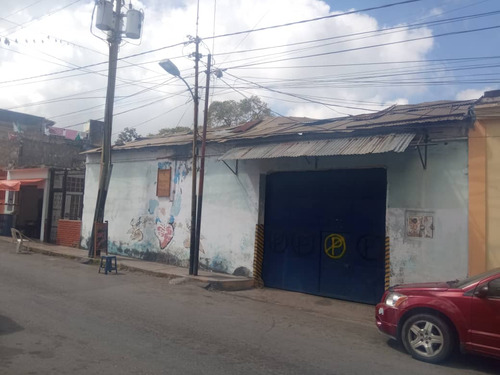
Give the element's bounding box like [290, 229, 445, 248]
[386, 338, 500, 374]
[0, 315, 24, 336]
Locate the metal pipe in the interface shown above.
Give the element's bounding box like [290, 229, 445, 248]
[194, 54, 211, 275]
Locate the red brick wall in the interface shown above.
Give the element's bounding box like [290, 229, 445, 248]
[56, 219, 81, 247]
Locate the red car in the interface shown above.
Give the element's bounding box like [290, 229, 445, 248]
[375, 268, 500, 363]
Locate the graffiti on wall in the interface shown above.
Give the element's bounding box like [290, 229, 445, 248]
[324, 234, 346, 259]
[127, 217, 144, 241]
[126, 160, 190, 251]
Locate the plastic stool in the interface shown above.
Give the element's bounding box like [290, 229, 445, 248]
[99, 255, 117, 275]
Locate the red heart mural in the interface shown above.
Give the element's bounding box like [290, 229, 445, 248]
[156, 223, 174, 249]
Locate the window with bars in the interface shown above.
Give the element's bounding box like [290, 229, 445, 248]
[66, 176, 84, 193]
[68, 194, 83, 220]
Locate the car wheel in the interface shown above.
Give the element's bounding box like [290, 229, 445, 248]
[401, 313, 454, 363]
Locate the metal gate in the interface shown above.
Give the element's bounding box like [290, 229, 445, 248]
[262, 169, 386, 304]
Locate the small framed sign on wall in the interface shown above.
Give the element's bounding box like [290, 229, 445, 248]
[406, 210, 434, 239]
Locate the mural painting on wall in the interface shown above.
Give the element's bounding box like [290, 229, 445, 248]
[127, 217, 144, 241]
[127, 161, 190, 250]
[183, 233, 205, 254]
[406, 211, 434, 239]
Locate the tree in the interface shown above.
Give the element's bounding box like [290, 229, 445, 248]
[208, 95, 272, 128]
[115, 127, 140, 146]
[156, 126, 191, 136]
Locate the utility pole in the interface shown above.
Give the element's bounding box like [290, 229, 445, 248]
[88, 1, 143, 257]
[89, 1, 143, 257]
[89, 0, 122, 257]
[193, 54, 212, 275]
[188, 37, 201, 275]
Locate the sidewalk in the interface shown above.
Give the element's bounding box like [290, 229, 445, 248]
[0, 235, 254, 291]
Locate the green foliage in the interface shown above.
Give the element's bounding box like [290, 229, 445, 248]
[115, 127, 140, 146]
[208, 95, 272, 127]
[156, 126, 192, 136]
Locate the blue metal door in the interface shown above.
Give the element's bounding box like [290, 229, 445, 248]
[262, 169, 386, 304]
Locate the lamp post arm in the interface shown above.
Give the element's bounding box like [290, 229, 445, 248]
[178, 76, 195, 102]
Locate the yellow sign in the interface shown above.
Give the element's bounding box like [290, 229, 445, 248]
[324, 234, 346, 259]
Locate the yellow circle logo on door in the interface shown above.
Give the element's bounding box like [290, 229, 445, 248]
[324, 234, 346, 259]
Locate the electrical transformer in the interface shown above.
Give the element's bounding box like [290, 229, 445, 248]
[96, 0, 114, 31]
[125, 8, 144, 39]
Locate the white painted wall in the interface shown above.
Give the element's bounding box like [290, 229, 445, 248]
[81, 149, 258, 274]
[82, 141, 468, 282]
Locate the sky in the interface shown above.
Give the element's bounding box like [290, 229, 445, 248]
[0, 0, 499, 137]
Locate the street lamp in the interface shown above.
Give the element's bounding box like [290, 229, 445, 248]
[159, 58, 199, 275]
[159, 59, 195, 100]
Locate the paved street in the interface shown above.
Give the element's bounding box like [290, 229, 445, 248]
[1, 243, 498, 375]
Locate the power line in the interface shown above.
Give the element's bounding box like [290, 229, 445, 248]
[0, 0, 424, 86]
[231, 62, 500, 88]
[0, 42, 187, 86]
[7, 73, 175, 110]
[225, 24, 500, 69]
[233, 55, 500, 70]
[224, 71, 377, 114]
[204, 0, 423, 40]
[2, 1, 487, 90]
[3, 0, 46, 19]
[118, 101, 193, 134]
[3, 0, 83, 36]
[212, 10, 500, 61]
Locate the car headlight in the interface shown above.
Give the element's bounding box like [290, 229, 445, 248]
[384, 292, 407, 307]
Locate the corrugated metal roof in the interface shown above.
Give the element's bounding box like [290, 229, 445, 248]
[214, 100, 474, 142]
[85, 99, 473, 153]
[219, 133, 415, 160]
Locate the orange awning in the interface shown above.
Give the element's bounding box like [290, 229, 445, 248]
[0, 179, 45, 191]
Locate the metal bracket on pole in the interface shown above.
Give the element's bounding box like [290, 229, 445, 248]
[416, 134, 429, 170]
[222, 160, 239, 175]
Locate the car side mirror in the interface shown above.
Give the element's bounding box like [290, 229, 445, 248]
[474, 284, 489, 298]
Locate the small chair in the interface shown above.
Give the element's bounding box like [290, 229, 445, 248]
[99, 255, 118, 275]
[11, 228, 31, 253]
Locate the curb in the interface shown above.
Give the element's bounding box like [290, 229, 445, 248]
[3, 239, 253, 292]
[206, 279, 255, 291]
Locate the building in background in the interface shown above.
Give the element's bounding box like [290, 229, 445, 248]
[81, 98, 475, 304]
[0, 109, 86, 244]
[469, 90, 500, 275]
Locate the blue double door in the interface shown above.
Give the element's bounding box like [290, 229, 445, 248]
[262, 168, 387, 304]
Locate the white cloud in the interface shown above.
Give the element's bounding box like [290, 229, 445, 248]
[455, 88, 492, 101]
[0, 0, 436, 135]
[428, 8, 443, 17]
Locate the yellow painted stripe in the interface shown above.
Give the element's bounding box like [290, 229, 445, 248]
[384, 236, 391, 290]
[253, 224, 265, 288]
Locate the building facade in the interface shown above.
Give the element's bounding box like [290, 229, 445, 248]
[82, 99, 474, 304]
[468, 90, 500, 275]
[0, 109, 86, 243]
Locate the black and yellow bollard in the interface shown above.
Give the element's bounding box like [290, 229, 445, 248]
[385, 236, 391, 290]
[253, 224, 265, 288]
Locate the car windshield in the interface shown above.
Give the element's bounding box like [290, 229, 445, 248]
[450, 268, 500, 288]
